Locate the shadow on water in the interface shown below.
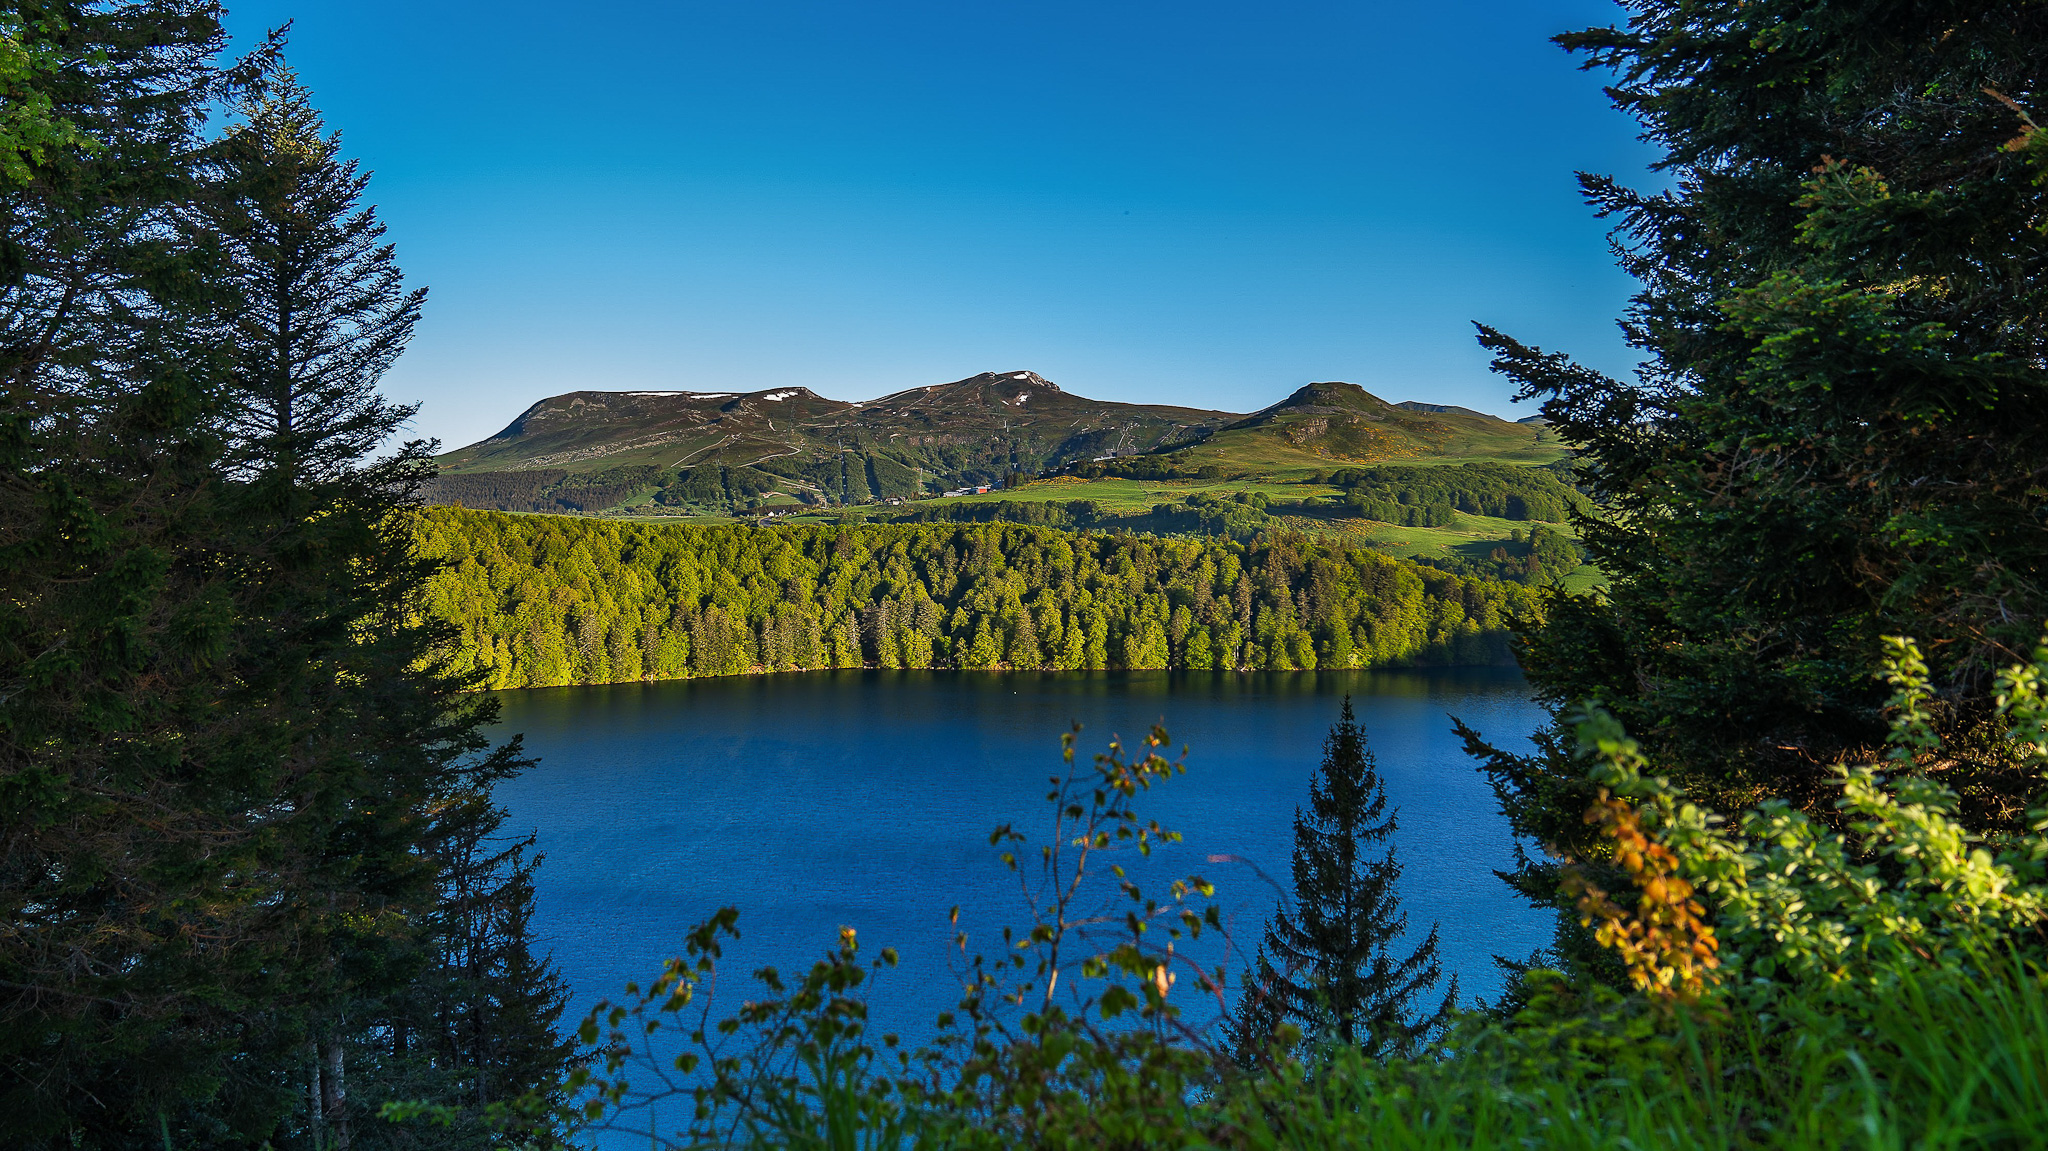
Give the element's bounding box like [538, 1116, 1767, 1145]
[490, 668, 1550, 1064]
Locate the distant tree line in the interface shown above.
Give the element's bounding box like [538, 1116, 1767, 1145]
[1410, 526, 1586, 587]
[1324, 462, 1585, 526]
[424, 466, 578, 510]
[888, 498, 1113, 529]
[884, 490, 1583, 586]
[1069, 455, 1227, 481]
[425, 463, 787, 514]
[884, 490, 1280, 541]
[427, 460, 1587, 551]
[415, 510, 1538, 690]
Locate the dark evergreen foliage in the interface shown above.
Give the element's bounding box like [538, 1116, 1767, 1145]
[0, 17, 568, 1146]
[888, 490, 1277, 540]
[1480, 0, 2048, 828]
[353, 794, 573, 1151]
[0, 4, 282, 1139]
[211, 67, 423, 484]
[889, 497, 1109, 528]
[1230, 699, 1453, 1064]
[1462, 0, 2048, 997]
[421, 467, 572, 511]
[199, 60, 571, 1150]
[1223, 944, 1290, 1069]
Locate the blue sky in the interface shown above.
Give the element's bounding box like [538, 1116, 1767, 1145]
[221, 0, 1655, 451]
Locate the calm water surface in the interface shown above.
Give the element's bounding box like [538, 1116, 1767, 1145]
[493, 669, 1550, 1046]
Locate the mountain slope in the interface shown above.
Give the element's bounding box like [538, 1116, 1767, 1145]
[1155, 382, 1562, 475]
[424, 373, 1565, 513]
[438, 371, 1224, 471]
[428, 371, 1235, 509]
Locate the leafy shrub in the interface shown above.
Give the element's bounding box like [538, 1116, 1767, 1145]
[570, 727, 1234, 1150]
[1562, 635, 2048, 1004]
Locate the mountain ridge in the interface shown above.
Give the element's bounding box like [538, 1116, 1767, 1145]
[426, 371, 1559, 513]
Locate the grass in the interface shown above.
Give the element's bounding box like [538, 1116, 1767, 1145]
[1224, 957, 2048, 1150]
[753, 476, 1339, 524]
[1165, 415, 1571, 479]
[585, 949, 2048, 1150]
[1275, 510, 1608, 594]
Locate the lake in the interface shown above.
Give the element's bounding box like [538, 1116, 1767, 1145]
[492, 668, 1552, 1056]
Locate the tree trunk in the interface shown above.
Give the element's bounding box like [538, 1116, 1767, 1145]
[322, 1037, 350, 1150]
[307, 1039, 324, 1150]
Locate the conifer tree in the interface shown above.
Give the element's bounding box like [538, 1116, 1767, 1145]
[1223, 945, 1288, 1070]
[0, 4, 300, 1142]
[0, 15, 560, 1140]
[203, 61, 571, 1146]
[1466, 0, 2048, 978]
[211, 65, 423, 485]
[1231, 699, 1454, 1063]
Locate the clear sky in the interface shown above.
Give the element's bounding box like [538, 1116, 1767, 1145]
[220, 0, 1656, 452]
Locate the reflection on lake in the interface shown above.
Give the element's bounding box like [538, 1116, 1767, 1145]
[492, 668, 1551, 1047]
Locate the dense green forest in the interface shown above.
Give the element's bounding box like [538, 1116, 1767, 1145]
[878, 469, 1588, 585]
[416, 508, 1535, 689]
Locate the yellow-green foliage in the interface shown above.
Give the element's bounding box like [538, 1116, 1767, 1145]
[413, 507, 1537, 690]
[1566, 635, 2048, 998]
[0, 15, 91, 186]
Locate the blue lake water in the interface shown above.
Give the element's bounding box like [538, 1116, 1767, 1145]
[492, 669, 1551, 1055]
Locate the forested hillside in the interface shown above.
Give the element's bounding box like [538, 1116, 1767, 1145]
[416, 508, 1536, 689]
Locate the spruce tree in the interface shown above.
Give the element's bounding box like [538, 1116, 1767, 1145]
[0, 4, 299, 1142]
[1467, 0, 2048, 965]
[1231, 698, 1453, 1063]
[1223, 945, 1288, 1069]
[203, 62, 570, 1146]
[0, 17, 562, 1143]
[211, 65, 424, 485]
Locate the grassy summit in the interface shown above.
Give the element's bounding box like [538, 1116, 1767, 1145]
[427, 372, 1561, 507]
